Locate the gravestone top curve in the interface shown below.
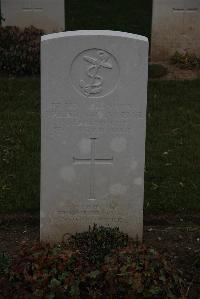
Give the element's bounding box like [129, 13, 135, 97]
[41, 30, 148, 42]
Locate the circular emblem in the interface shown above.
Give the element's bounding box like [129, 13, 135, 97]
[70, 48, 120, 98]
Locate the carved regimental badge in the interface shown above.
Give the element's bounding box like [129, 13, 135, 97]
[70, 49, 119, 98]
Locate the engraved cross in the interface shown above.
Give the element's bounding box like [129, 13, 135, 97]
[73, 138, 113, 200]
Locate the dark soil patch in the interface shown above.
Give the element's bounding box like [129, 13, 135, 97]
[0, 214, 200, 298]
[145, 226, 200, 298]
[150, 63, 200, 80]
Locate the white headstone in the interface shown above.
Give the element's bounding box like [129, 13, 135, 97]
[151, 0, 200, 61]
[40, 30, 148, 243]
[1, 0, 65, 33]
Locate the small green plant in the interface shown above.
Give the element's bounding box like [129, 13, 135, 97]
[0, 251, 11, 275]
[1, 226, 186, 298]
[67, 224, 129, 264]
[171, 51, 200, 69]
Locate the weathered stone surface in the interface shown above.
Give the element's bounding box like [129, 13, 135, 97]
[40, 31, 148, 242]
[151, 0, 200, 61]
[1, 0, 65, 33]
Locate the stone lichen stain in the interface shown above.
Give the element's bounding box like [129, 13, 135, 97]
[134, 177, 143, 186]
[60, 166, 76, 183]
[110, 137, 127, 153]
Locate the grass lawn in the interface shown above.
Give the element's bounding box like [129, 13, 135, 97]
[0, 77, 200, 213]
[0, 77, 40, 212]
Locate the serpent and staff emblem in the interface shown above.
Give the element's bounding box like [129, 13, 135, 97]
[80, 50, 113, 96]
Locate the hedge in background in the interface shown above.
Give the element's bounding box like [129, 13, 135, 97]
[67, 0, 152, 39]
[0, 26, 43, 75]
